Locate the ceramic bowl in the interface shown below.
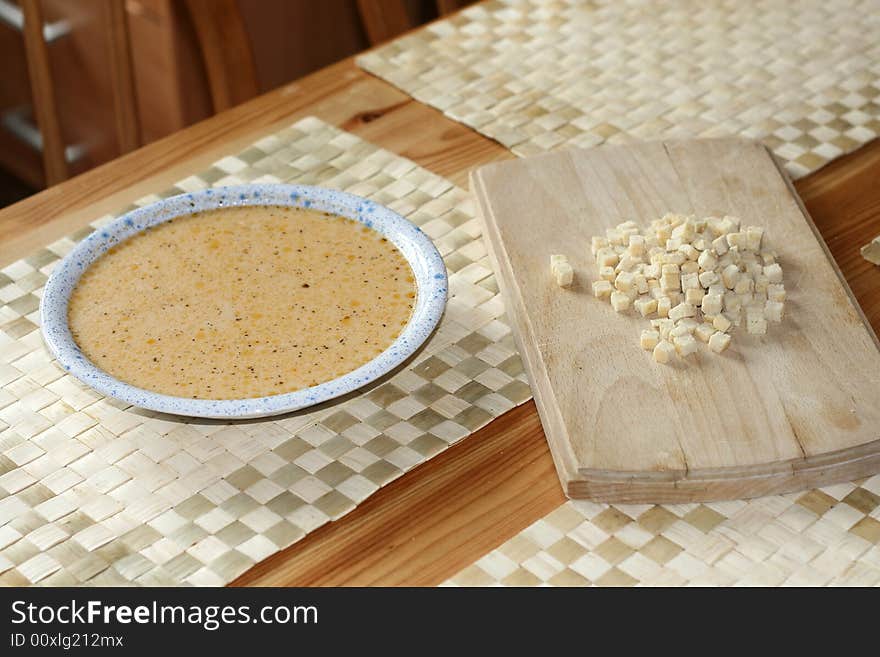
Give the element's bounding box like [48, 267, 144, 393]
[40, 184, 447, 419]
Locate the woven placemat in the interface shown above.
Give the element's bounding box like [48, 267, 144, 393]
[445, 480, 880, 586]
[0, 117, 531, 586]
[358, 0, 880, 179]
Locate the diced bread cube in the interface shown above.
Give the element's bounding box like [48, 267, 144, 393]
[600, 266, 615, 281]
[660, 272, 680, 292]
[670, 323, 692, 338]
[640, 329, 660, 351]
[657, 297, 671, 318]
[698, 270, 719, 288]
[592, 280, 613, 299]
[553, 261, 573, 287]
[627, 234, 646, 256]
[615, 271, 634, 292]
[680, 272, 700, 291]
[708, 331, 731, 353]
[726, 232, 747, 249]
[685, 288, 705, 305]
[764, 263, 783, 283]
[679, 244, 699, 261]
[712, 314, 732, 332]
[745, 263, 763, 279]
[674, 333, 699, 356]
[721, 264, 740, 289]
[701, 294, 723, 315]
[616, 255, 640, 272]
[653, 340, 676, 364]
[656, 319, 674, 340]
[734, 276, 754, 295]
[746, 226, 764, 251]
[694, 323, 715, 342]
[596, 248, 619, 268]
[668, 302, 696, 321]
[606, 228, 625, 246]
[610, 291, 630, 312]
[669, 252, 688, 266]
[551, 255, 573, 287]
[634, 297, 658, 317]
[671, 222, 695, 242]
[767, 283, 786, 302]
[697, 250, 717, 271]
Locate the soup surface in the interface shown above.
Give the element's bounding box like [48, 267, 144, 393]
[68, 205, 416, 399]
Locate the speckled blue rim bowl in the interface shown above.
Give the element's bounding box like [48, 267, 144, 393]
[40, 184, 448, 419]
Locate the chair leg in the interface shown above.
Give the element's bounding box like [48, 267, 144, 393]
[101, 0, 141, 155]
[356, 0, 414, 45]
[20, 0, 67, 186]
[436, 0, 468, 15]
[183, 0, 259, 113]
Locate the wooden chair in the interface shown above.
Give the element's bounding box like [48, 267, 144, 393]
[19, 0, 140, 186]
[183, 0, 259, 113]
[357, 0, 472, 46]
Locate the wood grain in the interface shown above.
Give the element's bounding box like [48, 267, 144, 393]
[101, 0, 141, 154]
[0, 52, 877, 584]
[20, 0, 68, 185]
[472, 138, 880, 503]
[184, 0, 260, 112]
[356, 0, 413, 45]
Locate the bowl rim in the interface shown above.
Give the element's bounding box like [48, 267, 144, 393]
[39, 183, 448, 419]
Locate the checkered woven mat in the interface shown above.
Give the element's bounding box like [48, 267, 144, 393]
[445, 481, 880, 586]
[358, 0, 880, 179]
[0, 117, 531, 586]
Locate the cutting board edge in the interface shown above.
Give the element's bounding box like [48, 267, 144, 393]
[568, 437, 880, 503]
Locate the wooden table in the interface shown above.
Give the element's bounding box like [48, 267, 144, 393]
[2, 56, 879, 586]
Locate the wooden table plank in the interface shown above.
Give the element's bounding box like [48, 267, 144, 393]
[1, 54, 878, 586]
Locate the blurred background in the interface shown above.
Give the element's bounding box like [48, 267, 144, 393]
[0, 0, 476, 208]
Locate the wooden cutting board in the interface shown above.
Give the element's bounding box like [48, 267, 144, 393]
[471, 138, 880, 503]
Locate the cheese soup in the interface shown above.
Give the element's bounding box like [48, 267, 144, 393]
[68, 205, 417, 399]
